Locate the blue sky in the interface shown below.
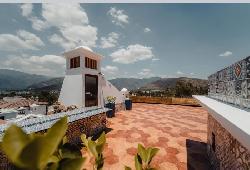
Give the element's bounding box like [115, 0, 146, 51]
[0, 4, 250, 79]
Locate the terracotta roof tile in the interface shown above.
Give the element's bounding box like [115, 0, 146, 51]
[0, 99, 40, 109]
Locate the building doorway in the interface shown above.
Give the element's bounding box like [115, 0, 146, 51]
[85, 74, 98, 107]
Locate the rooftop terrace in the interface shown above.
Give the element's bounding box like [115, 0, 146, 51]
[83, 103, 211, 170]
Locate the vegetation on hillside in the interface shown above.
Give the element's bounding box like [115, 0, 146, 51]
[132, 79, 208, 98]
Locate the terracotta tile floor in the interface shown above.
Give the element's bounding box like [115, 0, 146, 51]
[83, 103, 211, 170]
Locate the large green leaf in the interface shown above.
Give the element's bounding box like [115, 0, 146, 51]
[1, 125, 30, 167]
[62, 136, 68, 145]
[148, 148, 159, 164]
[59, 158, 85, 170]
[48, 155, 60, 164]
[96, 132, 106, 154]
[97, 132, 106, 146]
[46, 117, 68, 149]
[137, 144, 147, 163]
[135, 155, 142, 170]
[88, 140, 98, 158]
[18, 117, 68, 169]
[18, 136, 53, 169]
[60, 143, 82, 159]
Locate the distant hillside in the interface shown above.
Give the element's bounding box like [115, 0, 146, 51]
[0, 69, 207, 94]
[109, 77, 161, 90]
[0, 69, 51, 90]
[140, 77, 208, 91]
[28, 77, 64, 91]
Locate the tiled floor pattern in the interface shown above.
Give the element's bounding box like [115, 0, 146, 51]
[82, 103, 211, 170]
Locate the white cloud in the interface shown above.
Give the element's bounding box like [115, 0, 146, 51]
[42, 4, 89, 28]
[0, 30, 44, 51]
[21, 4, 98, 50]
[176, 70, 195, 77]
[144, 27, 151, 33]
[100, 32, 119, 49]
[20, 4, 33, 17]
[138, 68, 154, 77]
[108, 7, 129, 27]
[49, 34, 75, 50]
[101, 65, 119, 75]
[152, 58, 160, 61]
[110, 44, 154, 64]
[29, 17, 48, 31]
[60, 25, 97, 48]
[219, 51, 232, 57]
[176, 70, 184, 75]
[3, 54, 65, 76]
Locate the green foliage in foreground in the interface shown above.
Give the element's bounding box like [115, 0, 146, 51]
[1, 117, 159, 170]
[1, 117, 85, 170]
[125, 144, 159, 170]
[81, 132, 106, 170]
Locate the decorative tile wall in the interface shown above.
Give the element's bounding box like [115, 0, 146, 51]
[208, 56, 250, 109]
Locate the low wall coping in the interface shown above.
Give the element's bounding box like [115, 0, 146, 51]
[0, 107, 110, 140]
[193, 95, 250, 151]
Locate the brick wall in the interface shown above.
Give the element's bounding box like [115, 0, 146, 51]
[0, 113, 106, 170]
[207, 114, 250, 169]
[208, 56, 250, 109]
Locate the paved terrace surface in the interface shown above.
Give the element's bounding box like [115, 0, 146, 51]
[83, 103, 211, 170]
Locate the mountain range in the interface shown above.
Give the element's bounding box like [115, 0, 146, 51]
[0, 69, 208, 91]
[140, 77, 208, 91]
[0, 69, 51, 90]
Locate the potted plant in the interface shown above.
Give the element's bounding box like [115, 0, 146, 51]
[105, 96, 116, 118]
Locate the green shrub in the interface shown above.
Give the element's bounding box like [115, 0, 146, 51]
[81, 132, 106, 170]
[1, 117, 160, 170]
[125, 144, 159, 170]
[1, 117, 85, 170]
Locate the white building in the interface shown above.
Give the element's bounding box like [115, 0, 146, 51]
[0, 109, 18, 120]
[29, 104, 47, 115]
[17, 107, 29, 114]
[59, 46, 124, 108]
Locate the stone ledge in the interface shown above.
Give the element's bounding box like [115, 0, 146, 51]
[0, 107, 110, 140]
[193, 95, 250, 151]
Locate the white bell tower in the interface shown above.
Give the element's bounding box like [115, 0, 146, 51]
[59, 46, 104, 108]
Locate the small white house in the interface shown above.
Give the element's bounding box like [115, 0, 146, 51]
[30, 104, 47, 115]
[59, 46, 125, 108]
[17, 107, 29, 114]
[0, 109, 18, 120]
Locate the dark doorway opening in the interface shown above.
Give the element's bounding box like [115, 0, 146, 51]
[85, 74, 98, 107]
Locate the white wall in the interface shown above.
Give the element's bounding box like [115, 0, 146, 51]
[30, 105, 47, 115]
[102, 80, 124, 104]
[59, 74, 83, 107]
[0, 110, 18, 120]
